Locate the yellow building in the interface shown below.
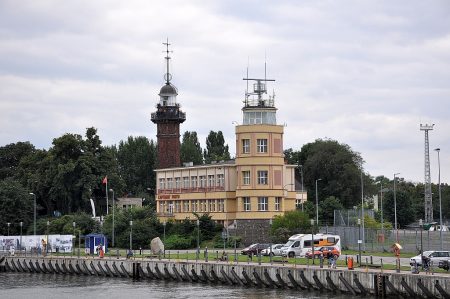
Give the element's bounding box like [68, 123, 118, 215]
[155, 77, 307, 231]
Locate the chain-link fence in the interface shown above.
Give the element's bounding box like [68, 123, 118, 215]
[320, 226, 449, 253]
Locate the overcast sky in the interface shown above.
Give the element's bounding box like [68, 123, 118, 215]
[1, 0, 449, 184]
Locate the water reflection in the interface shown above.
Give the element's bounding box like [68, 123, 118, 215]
[0, 273, 355, 299]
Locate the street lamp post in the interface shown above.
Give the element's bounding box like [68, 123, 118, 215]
[129, 220, 133, 253]
[233, 220, 237, 262]
[376, 181, 386, 251]
[435, 148, 443, 250]
[393, 173, 400, 242]
[419, 219, 423, 269]
[310, 219, 315, 265]
[163, 221, 166, 258]
[7, 222, 10, 236]
[29, 192, 37, 235]
[46, 220, 50, 255]
[196, 219, 200, 260]
[357, 218, 362, 266]
[315, 179, 322, 226]
[299, 165, 305, 211]
[269, 218, 273, 263]
[20, 221, 23, 253]
[72, 221, 76, 257]
[109, 188, 115, 247]
[360, 170, 365, 251]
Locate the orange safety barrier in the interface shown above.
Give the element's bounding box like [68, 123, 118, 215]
[347, 257, 354, 270]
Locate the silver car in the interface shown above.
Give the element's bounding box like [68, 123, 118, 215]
[261, 244, 284, 257]
[410, 250, 450, 266]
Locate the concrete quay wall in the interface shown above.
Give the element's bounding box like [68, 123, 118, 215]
[1, 256, 449, 298]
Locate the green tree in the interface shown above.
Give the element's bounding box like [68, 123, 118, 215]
[180, 131, 203, 165]
[384, 190, 415, 228]
[0, 141, 35, 180]
[117, 136, 157, 196]
[319, 196, 344, 226]
[203, 131, 230, 164]
[0, 177, 34, 235]
[290, 139, 374, 209]
[270, 210, 312, 242]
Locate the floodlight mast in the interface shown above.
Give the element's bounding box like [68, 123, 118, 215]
[420, 123, 434, 224]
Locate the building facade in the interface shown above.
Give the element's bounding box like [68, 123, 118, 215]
[155, 76, 306, 235]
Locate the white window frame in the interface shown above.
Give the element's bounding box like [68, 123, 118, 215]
[159, 178, 165, 190]
[199, 176, 206, 188]
[275, 197, 281, 211]
[258, 197, 268, 211]
[191, 176, 197, 188]
[167, 178, 173, 189]
[243, 197, 251, 211]
[208, 175, 215, 187]
[217, 174, 224, 186]
[257, 139, 268, 153]
[242, 139, 250, 154]
[242, 171, 251, 185]
[257, 170, 268, 185]
[183, 177, 189, 188]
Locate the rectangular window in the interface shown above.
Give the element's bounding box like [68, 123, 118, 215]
[258, 197, 268, 211]
[159, 202, 164, 213]
[218, 199, 225, 212]
[191, 200, 198, 212]
[257, 170, 268, 185]
[199, 176, 206, 188]
[175, 201, 181, 212]
[242, 171, 250, 185]
[217, 174, 224, 187]
[183, 177, 189, 189]
[159, 178, 165, 190]
[208, 175, 215, 187]
[275, 197, 281, 211]
[175, 177, 181, 189]
[183, 200, 189, 212]
[191, 176, 197, 188]
[167, 178, 173, 189]
[257, 139, 268, 153]
[243, 197, 251, 211]
[209, 199, 215, 212]
[242, 139, 250, 154]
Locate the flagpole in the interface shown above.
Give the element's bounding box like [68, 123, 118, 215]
[106, 178, 109, 215]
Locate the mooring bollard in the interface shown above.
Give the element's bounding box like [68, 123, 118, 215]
[216, 251, 218, 263]
[205, 247, 208, 262]
[370, 255, 373, 265]
[380, 258, 383, 273]
[319, 255, 324, 268]
[258, 252, 261, 265]
[116, 249, 120, 259]
[345, 255, 348, 265]
[396, 258, 400, 273]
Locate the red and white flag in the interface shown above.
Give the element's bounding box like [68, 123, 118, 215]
[102, 176, 108, 185]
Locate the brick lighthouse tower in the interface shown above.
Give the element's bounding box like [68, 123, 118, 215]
[151, 40, 186, 169]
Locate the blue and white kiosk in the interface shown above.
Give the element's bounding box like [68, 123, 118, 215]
[85, 233, 107, 255]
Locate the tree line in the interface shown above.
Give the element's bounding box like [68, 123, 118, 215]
[1, 128, 448, 240]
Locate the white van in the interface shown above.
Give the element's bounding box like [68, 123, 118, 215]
[281, 233, 341, 258]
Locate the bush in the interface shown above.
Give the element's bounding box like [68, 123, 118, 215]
[164, 234, 194, 250]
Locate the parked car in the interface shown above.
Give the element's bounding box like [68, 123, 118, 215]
[261, 244, 284, 256]
[438, 260, 450, 271]
[305, 246, 340, 259]
[241, 243, 269, 256]
[410, 250, 450, 267]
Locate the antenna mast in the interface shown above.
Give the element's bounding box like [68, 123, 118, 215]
[163, 38, 173, 84]
[420, 123, 434, 223]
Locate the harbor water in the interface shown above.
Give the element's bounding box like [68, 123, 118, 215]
[0, 272, 355, 299]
